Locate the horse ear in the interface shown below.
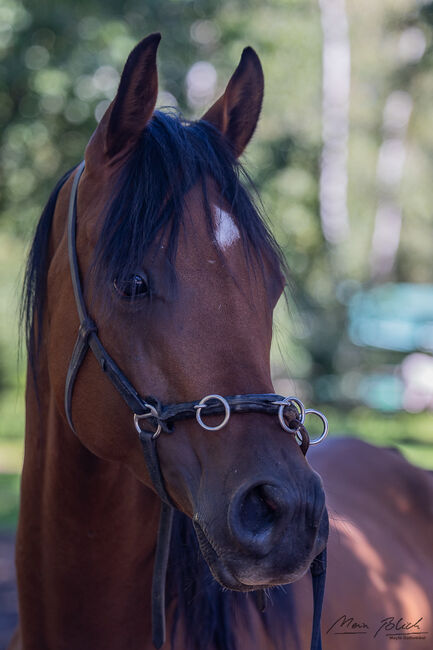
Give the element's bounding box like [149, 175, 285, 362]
[104, 33, 161, 158]
[201, 47, 264, 157]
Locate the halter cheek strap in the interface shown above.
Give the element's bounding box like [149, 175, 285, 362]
[66, 163, 159, 430]
[64, 161, 327, 650]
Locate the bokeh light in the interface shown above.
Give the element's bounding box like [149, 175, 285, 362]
[186, 61, 217, 109]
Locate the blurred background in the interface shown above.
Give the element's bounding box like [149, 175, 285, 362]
[1, 2, 433, 630]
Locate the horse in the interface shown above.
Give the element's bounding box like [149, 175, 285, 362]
[10, 33, 433, 650]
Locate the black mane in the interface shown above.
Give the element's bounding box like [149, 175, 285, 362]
[21, 165, 77, 375]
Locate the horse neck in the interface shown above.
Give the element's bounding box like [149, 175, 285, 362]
[16, 362, 161, 648]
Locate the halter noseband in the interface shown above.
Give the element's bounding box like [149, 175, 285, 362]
[65, 161, 328, 650]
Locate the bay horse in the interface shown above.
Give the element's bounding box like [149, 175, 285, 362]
[11, 34, 433, 650]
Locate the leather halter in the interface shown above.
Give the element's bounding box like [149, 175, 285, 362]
[64, 161, 327, 650]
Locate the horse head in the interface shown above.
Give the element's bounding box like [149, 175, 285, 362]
[46, 33, 328, 594]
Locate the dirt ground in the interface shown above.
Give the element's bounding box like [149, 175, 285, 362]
[0, 533, 17, 650]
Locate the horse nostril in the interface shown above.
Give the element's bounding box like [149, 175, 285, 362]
[229, 483, 290, 555]
[242, 484, 280, 530]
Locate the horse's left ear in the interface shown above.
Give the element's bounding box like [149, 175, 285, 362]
[104, 33, 161, 158]
[201, 47, 264, 157]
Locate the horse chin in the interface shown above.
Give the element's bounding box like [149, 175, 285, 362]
[193, 519, 315, 592]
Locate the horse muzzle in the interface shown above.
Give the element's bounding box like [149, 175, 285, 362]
[193, 473, 328, 591]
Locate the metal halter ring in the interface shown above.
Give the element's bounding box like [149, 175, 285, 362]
[194, 394, 231, 431]
[304, 408, 329, 445]
[273, 396, 305, 444]
[273, 396, 305, 432]
[134, 404, 162, 440]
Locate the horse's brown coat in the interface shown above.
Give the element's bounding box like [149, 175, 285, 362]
[10, 34, 433, 650]
[296, 439, 433, 650]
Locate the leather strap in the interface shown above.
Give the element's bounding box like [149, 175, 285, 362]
[67, 160, 87, 323]
[139, 431, 174, 507]
[65, 319, 97, 431]
[65, 162, 155, 431]
[87, 334, 158, 415]
[138, 431, 175, 649]
[161, 393, 294, 420]
[310, 547, 327, 650]
[151, 503, 174, 649]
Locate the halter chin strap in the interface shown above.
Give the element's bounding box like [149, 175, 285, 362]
[65, 161, 327, 650]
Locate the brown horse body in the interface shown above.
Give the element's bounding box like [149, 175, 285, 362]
[299, 439, 433, 650]
[10, 34, 433, 649]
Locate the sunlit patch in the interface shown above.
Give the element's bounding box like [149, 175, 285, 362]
[393, 573, 431, 626]
[330, 514, 432, 637]
[333, 517, 388, 594]
[213, 205, 240, 250]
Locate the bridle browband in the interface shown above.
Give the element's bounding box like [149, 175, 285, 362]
[64, 160, 328, 650]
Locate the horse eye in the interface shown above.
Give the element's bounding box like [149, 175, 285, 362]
[114, 274, 149, 299]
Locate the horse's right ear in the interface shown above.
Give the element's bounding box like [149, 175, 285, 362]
[103, 33, 161, 158]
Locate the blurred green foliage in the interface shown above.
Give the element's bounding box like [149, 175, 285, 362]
[0, 0, 433, 529]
